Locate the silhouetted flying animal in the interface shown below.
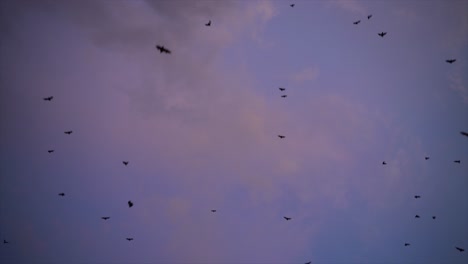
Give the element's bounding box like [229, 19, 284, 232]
[48, 150, 54, 153]
[305, 262, 311, 264]
[156, 45, 171, 54]
[378, 32, 387, 37]
[425, 157, 429, 160]
[454, 160, 461, 163]
[205, 20, 211, 26]
[126, 238, 134, 241]
[3, 240, 8, 244]
[281, 95, 287, 98]
[432, 216, 436, 219]
[123, 161, 129, 166]
[64, 131, 72, 135]
[414, 195, 421, 199]
[284, 216, 291, 221]
[446, 59, 456, 64]
[368, 15, 372, 19]
[278, 135, 285, 139]
[460, 131, 468, 137]
[58, 193, 65, 196]
[405, 243, 410, 246]
[128, 201, 133, 208]
[415, 215, 420, 218]
[102, 217, 110, 220]
[353, 20, 361, 25]
[211, 210, 216, 213]
[382, 161, 387, 165]
[279, 87, 286, 91]
[455, 247, 465, 252]
[290, 4, 295, 7]
[43, 96, 53, 101]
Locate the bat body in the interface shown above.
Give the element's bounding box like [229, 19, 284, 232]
[58, 193, 65, 196]
[454, 160, 461, 163]
[156, 45, 171, 54]
[305, 262, 311, 264]
[102, 217, 110, 220]
[446, 59, 456, 64]
[368, 15, 372, 19]
[378, 32, 387, 37]
[279, 88, 286, 91]
[211, 210, 216, 212]
[64, 131, 72, 134]
[461, 131, 468, 137]
[353, 20, 361, 25]
[3, 240, 8, 244]
[48, 150, 54, 153]
[128, 201, 134, 208]
[405, 243, 410, 246]
[290, 4, 295, 7]
[425, 157, 429, 160]
[281, 95, 287, 98]
[455, 247, 465, 252]
[43, 96, 53, 101]
[284, 216, 291, 221]
[123, 161, 129, 166]
[432, 216, 436, 219]
[205, 20, 211, 26]
[415, 215, 420, 218]
[414, 195, 421, 199]
[382, 161, 387, 165]
[278, 135, 285, 139]
[126, 238, 134, 241]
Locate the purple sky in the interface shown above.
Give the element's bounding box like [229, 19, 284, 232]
[0, 0, 467, 263]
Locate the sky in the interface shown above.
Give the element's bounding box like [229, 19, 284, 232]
[0, 0, 467, 263]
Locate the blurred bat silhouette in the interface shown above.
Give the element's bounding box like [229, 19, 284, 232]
[378, 32, 387, 37]
[284, 216, 291, 221]
[43, 96, 53, 101]
[64, 131, 72, 135]
[128, 201, 133, 208]
[353, 20, 361, 25]
[446, 59, 456, 64]
[205, 20, 211, 26]
[156, 45, 171, 54]
[58, 193, 65, 196]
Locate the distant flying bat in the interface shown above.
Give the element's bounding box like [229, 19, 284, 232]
[48, 150, 54, 153]
[64, 131, 72, 134]
[205, 20, 211, 26]
[455, 247, 465, 252]
[382, 161, 387, 165]
[58, 193, 65, 196]
[414, 195, 421, 199]
[281, 95, 287, 98]
[279, 87, 286, 91]
[305, 262, 311, 264]
[454, 160, 461, 163]
[211, 210, 216, 213]
[278, 135, 285, 139]
[284, 216, 291, 221]
[415, 215, 420, 218]
[156, 45, 171, 54]
[290, 4, 295, 7]
[43, 96, 53, 101]
[425, 157, 429, 160]
[368, 15, 372, 19]
[446, 59, 456, 64]
[128, 201, 133, 208]
[378, 32, 387, 37]
[432, 216, 436, 219]
[126, 238, 134, 241]
[123, 161, 129, 166]
[101, 217, 110, 220]
[405, 243, 410, 246]
[460, 131, 468, 137]
[353, 20, 361, 25]
[3, 240, 8, 244]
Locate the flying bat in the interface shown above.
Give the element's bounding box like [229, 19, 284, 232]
[205, 20, 211, 26]
[405, 243, 410, 246]
[432, 216, 436, 219]
[48, 150, 54, 153]
[414, 195, 421, 199]
[123, 161, 129, 166]
[64, 131, 72, 135]
[415, 215, 420, 218]
[279, 87, 286, 91]
[211, 210, 216, 213]
[305, 262, 311, 264]
[290, 4, 295, 7]
[128, 200, 134, 208]
[425, 157, 429, 160]
[156, 45, 171, 54]
[353, 20, 361, 25]
[126, 238, 134, 241]
[382, 161, 387, 165]
[3, 240, 8, 244]
[378, 32, 387, 37]
[455, 247, 465, 252]
[278, 135, 285, 139]
[101, 217, 110, 220]
[284, 216, 291, 221]
[461, 131, 468, 137]
[368, 15, 372, 19]
[58, 193, 65, 196]
[43, 96, 53, 101]
[446, 59, 456, 64]
[454, 160, 461, 163]
[281, 95, 287, 98]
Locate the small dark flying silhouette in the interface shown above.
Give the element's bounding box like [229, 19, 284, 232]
[123, 161, 129, 166]
[382, 161, 387, 165]
[156, 45, 171, 54]
[64, 131, 72, 135]
[43, 96, 53, 101]
[432, 216, 436, 219]
[205, 20, 211, 26]
[414, 195, 421, 199]
[48, 150, 54, 153]
[454, 160, 461, 163]
[368, 15, 372, 19]
[211, 210, 216, 212]
[126, 238, 134, 241]
[415, 215, 420, 218]
[281, 95, 287, 98]
[405, 243, 410, 246]
[456, 247, 465, 252]
[446, 59, 456, 64]
[3, 240, 8, 244]
[353, 20, 361, 25]
[290, 4, 295, 7]
[128, 201, 133, 208]
[58, 193, 65, 196]
[284, 216, 291, 221]
[278, 135, 285, 139]
[425, 157, 429, 160]
[305, 262, 311, 264]
[378, 32, 387, 37]
[279, 87, 286, 91]
[460, 131, 468, 137]
[101, 217, 110, 220]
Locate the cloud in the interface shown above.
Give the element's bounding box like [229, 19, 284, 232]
[290, 66, 319, 83]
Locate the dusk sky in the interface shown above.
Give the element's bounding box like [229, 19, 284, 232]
[1, 0, 467, 264]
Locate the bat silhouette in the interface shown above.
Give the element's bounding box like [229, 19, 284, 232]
[305, 262, 311, 264]
[353, 20, 361, 25]
[281, 95, 287, 98]
[279, 87, 286, 91]
[205, 20, 211, 26]
[3, 240, 8, 244]
[211, 210, 216, 212]
[290, 4, 295, 7]
[454, 160, 461, 163]
[101, 217, 110, 220]
[64, 131, 72, 135]
[58, 193, 65, 196]
[123, 161, 129, 166]
[425, 157, 429, 160]
[460, 131, 468, 137]
[405, 243, 410, 246]
[446, 59, 456, 64]
[128, 201, 133, 208]
[278, 135, 285, 139]
[284, 216, 291, 221]
[455, 247, 465, 252]
[368, 15, 372, 19]
[43, 96, 53, 101]
[126, 238, 134, 241]
[48, 150, 54, 153]
[382, 161, 387, 165]
[432, 216, 436, 219]
[414, 195, 421, 199]
[378, 32, 387, 37]
[156, 45, 171, 54]
[415, 215, 420, 218]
